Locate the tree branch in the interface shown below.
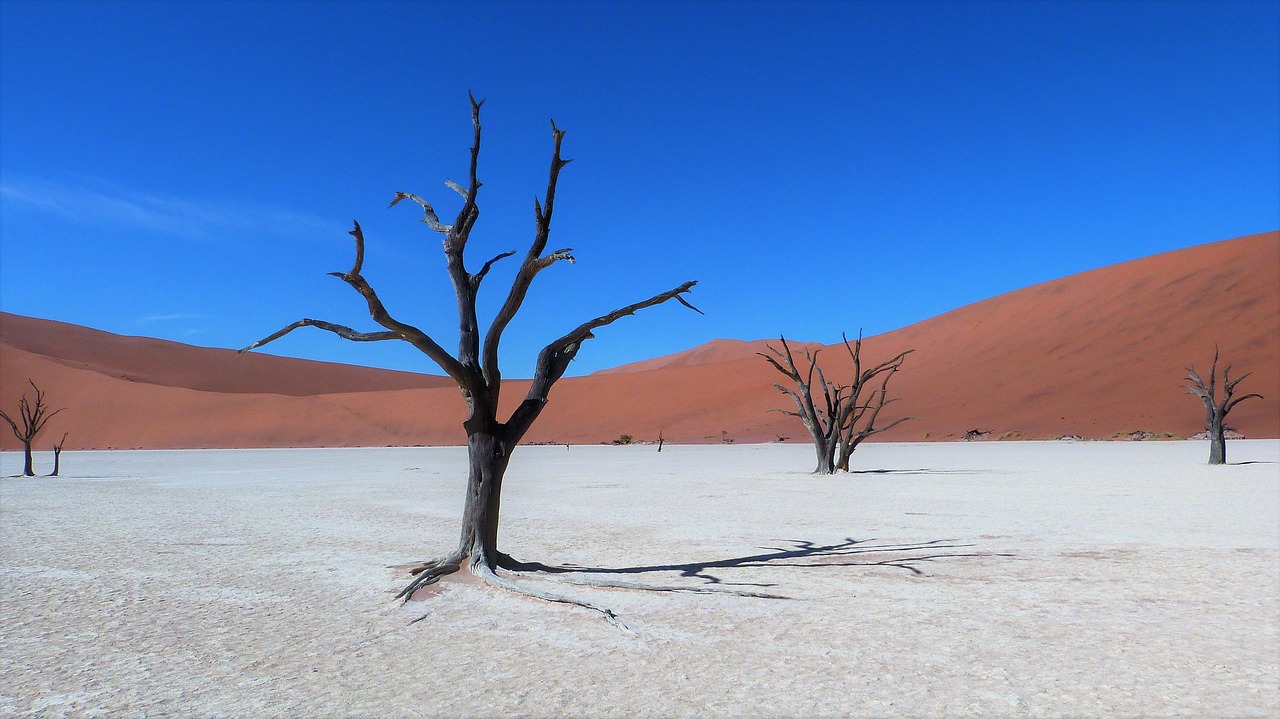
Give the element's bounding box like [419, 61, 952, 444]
[481, 118, 574, 385]
[473, 250, 517, 286]
[0, 381, 64, 441]
[239, 319, 401, 354]
[864, 414, 916, 437]
[245, 221, 468, 384]
[388, 192, 450, 234]
[1222, 367, 1254, 408]
[345, 222, 469, 382]
[545, 281, 699, 358]
[674, 294, 704, 315]
[758, 346, 800, 382]
[28, 382, 61, 436]
[505, 281, 700, 442]
[444, 179, 468, 199]
[534, 248, 576, 271]
[1184, 370, 1215, 412]
[0, 408, 21, 442]
[768, 384, 811, 425]
[1225, 392, 1264, 414]
[445, 92, 484, 242]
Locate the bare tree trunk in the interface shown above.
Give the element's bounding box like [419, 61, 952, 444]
[21, 440, 34, 477]
[457, 429, 511, 569]
[760, 337, 843, 475]
[243, 96, 701, 627]
[834, 434, 863, 473]
[49, 432, 68, 477]
[814, 430, 837, 474]
[818, 444, 836, 474]
[1208, 415, 1226, 466]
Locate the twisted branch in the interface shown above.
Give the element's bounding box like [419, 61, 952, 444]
[0, 380, 64, 442]
[482, 118, 575, 384]
[506, 281, 700, 442]
[239, 320, 399, 353]
[242, 221, 466, 383]
[1186, 345, 1263, 420]
[389, 192, 450, 234]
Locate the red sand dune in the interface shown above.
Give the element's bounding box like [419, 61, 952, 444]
[1, 232, 1276, 450]
[0, 313, 452, 396]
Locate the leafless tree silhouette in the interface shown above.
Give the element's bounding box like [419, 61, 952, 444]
[834, 333, 913, 471]
[0, 380, 64, 477]
[761, 335, 912, 474]
[50, 432, 69, 477]
[1185, 346, 1263, 465]
[243, 95, 704, 628]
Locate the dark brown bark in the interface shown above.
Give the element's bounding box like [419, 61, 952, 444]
[1185, 347, 1262, 465]
[242, 96, 699, 622]
[49, 432, 68, 477]
[457, 429, 511, 568]
[759, 338, 842, 473]
[0, 380, 65, 477]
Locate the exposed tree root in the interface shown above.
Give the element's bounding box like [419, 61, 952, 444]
[396, 535, 990, 630]
[398, 551, 787, 632]
[395, 554, 463, 601]
[472, 559, 634, 632]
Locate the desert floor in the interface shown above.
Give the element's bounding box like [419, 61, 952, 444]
[2, 441, 1278, 718]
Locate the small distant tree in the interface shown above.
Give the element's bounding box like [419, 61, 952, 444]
[760, 334, 912, 474]
[0, 380, 65, 477]
[1185, 347, 1263, 465]
[50, 432, 69, 477]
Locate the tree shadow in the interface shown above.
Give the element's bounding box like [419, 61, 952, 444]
[503, 536, 1011, 590]
[847, 468, 997, 476]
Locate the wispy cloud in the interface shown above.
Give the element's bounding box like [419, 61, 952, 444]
[134, 313, 212, 340]
[138, 313, 209, 324]
[0, 174, 339, 245]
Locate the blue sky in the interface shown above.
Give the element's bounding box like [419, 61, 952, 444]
[2, 0, 1277, 377]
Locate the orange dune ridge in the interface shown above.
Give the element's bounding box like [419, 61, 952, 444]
[1, 231, 1276, 450]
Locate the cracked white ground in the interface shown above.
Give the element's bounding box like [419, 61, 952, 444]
[2, 440, 1277, 717]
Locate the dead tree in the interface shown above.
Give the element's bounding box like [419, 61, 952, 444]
[833, 333, 913, 472]
[50, 432, 69, 477]
[0, 380, 65, 477]
[1185, 347, 1262, 465]
[759, 337, 843, 473]
[242, 96, 714, 628]
[760, 335, 913, 474]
